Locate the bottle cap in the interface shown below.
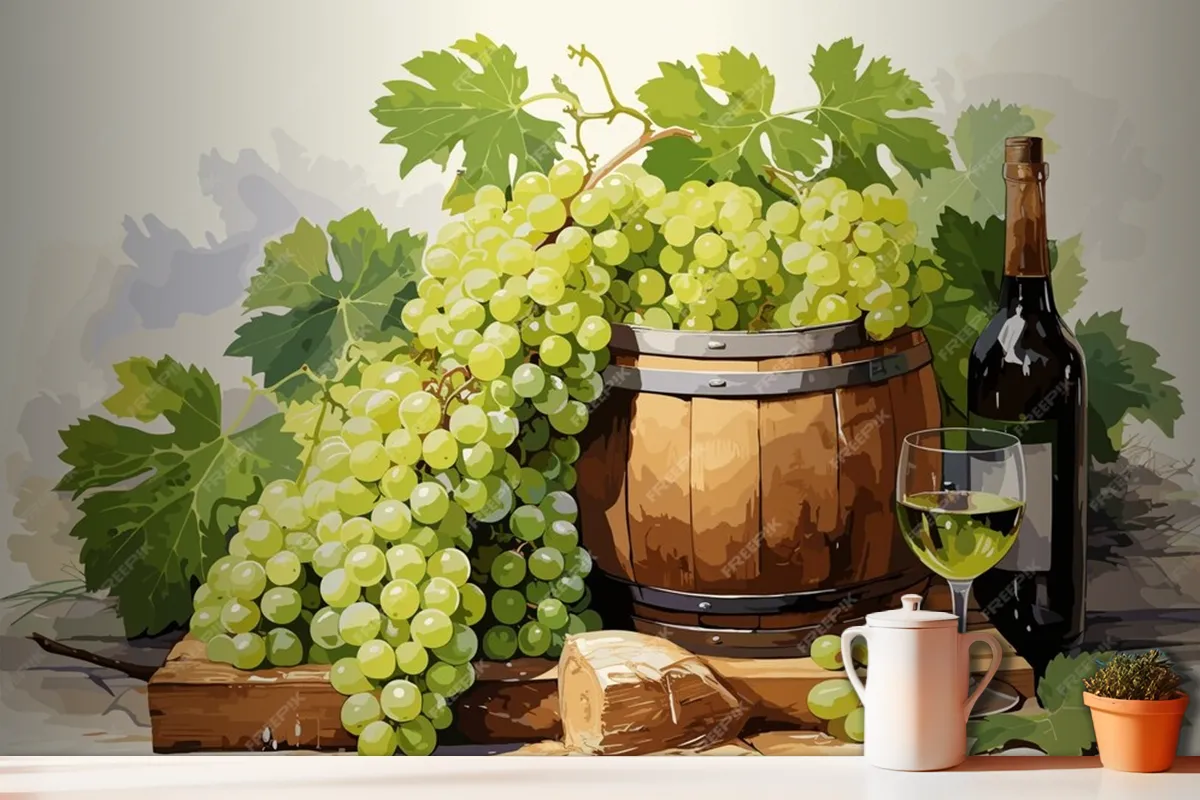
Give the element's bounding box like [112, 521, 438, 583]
[1005, 136, 1043, 165]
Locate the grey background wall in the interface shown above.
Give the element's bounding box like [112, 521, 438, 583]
[2, 0, 1198, 754]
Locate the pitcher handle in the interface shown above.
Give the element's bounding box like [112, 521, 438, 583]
[962, 631, 1003, 721]
[840, 626, 869, 706]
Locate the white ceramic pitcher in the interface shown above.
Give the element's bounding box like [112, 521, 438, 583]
[841, 593, 1002, 771]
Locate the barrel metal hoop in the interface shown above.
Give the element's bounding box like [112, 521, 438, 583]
[601, 341, 931, 398]
[608, 321, 875, 359]
[614, 568, 924, 615]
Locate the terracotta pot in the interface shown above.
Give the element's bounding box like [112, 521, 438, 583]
[1084, 691, 1189, 772]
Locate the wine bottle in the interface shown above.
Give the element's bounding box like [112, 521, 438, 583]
[968, 136, 1088, 677]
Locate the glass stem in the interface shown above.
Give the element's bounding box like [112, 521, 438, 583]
[948, 579, 972, 634]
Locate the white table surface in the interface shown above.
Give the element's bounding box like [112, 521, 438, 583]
[2, 756, 1198, 799]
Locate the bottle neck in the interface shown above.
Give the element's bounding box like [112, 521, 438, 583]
[999, 275, 1058, 315]
[1003, 163, 1052, 280]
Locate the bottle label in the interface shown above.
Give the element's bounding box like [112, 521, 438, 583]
[967, 415, 1056, 572]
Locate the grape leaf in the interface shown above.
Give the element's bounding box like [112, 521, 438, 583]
[56, 356, 300, 637]
[1075, 311, 1183, 461]
[226, 210, 423, 402]
[969, 651, 1110, 755]
[924, 209, 1005, 418]
[638, 48, 825, 186]
[372, 34, 565, 205]
[897, 101, 1047, 242]
[807, 38, 952, 186]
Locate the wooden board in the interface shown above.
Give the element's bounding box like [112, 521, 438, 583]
[148, 639, 559, 753]
[151, 628, 1033, 752]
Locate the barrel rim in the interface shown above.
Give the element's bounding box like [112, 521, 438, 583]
[601, 339, 931, 398]
[608, 320, 916, 358]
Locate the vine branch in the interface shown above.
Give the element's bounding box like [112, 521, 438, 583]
[27, 633, 157, 682]
[584, 127, 697, 190]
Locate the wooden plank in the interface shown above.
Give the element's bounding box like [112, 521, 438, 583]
[149, 640, 560, 753]
[747, 730, 863, 756]
[831, 340, 901, 584]
[703, 648, 1033, 727]
[626, 384, 694, 591]
[576, 388, 635, 581]
[758, 353, 839, 593]
[690, 358, 761, 592]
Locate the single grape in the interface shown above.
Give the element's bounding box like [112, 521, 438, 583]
[394, 641, 430, 675]
[809, 634, 844, 671]
[189, 608, 222, 641]
[229, 560, 267, 600]
[261, 586, 302, 625]
[338, 601, 382, 646]
[266, 627, 304, 667]
[552, 574, 586, 604]
[511, 505, 547, 542]
[231, 632, 266, 670]
[357, 719, 397, 756]
[310, 607, 343, 649]
[426, 548, 471, 587]
[335, 477, 377, 517]
[344, 544, 387, 587]
[410, 608, 454, 649]
[357, 638, 397, 681]
[206, 633, 237, 665]
[490, 551, 527, 588]
[242, 521, 283, 560]
[409, 482, 450, 525]
[338, 517, 375, 547]
[536, 598, 569, 630]
[220, 598, 261, 634]
[319, 568, 359, 609]
[396, 716, 437, 756]
[569, 190, 610, 226]
[341, 692, 383, 736]
[312, 542, 347, 577]
[517, 621, 551, 657]
[421, 577, 460, 616]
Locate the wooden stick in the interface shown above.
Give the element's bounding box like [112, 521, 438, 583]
[28, 633, 158, 681]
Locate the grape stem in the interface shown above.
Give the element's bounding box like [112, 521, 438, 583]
[584, 126, 697, 190]
[566, 44, 654, 136]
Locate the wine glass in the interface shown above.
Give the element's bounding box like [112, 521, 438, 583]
[897, 427, 1026, 634]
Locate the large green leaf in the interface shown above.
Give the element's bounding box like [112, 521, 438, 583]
[1075, 311, 1182, 462]
[638, 49, 825, 185]
[226, 210, 423, 402]
[372, 34, 565, 204]
[57, 356, 300, 637]
[897, 101, 1046, 242]
[969, 651, 1110, 755]
[807, 38, 952, 186]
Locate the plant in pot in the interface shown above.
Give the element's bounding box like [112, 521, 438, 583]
[1082, 649, 1188, 772]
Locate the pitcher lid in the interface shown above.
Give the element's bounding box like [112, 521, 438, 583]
[866, 594, 958, 629]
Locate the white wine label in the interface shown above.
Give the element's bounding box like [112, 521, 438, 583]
[966, 415, 1056, 572]
[999, 441, 1053, 571]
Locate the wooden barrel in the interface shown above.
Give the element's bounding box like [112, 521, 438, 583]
[577, 321, 941, 658]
